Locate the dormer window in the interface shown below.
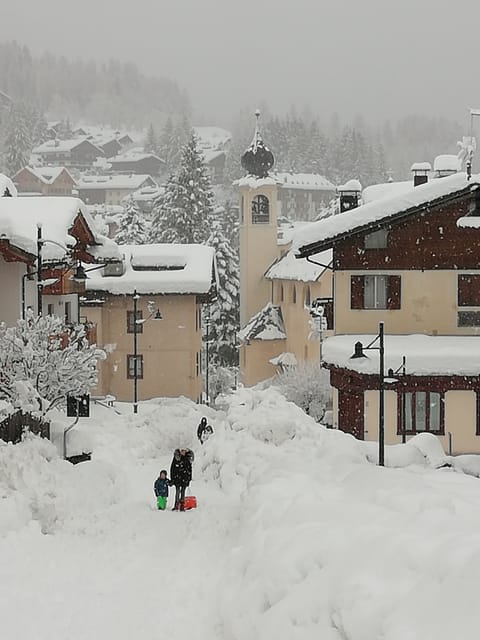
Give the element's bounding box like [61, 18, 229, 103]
[252, 195, 269, 224]
[364, 228, 388, 249]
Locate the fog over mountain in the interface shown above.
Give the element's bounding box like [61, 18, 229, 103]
[2, 0, 480, 127]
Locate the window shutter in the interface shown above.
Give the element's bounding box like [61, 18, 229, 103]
[387, 275, 401, 310]
[351, 275, 364, 309]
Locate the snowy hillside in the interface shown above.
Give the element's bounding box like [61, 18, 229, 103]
[1, 389, 480, 639]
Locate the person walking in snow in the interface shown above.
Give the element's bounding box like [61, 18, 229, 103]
[197, 417, 207, 443]
[170, 448, 192, 511]
[153, 469, 170, 510]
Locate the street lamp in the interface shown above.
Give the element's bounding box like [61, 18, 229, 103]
[350, 321, 385, 466]
[132, 289, 162, 414]
[36, 223, 74, 316]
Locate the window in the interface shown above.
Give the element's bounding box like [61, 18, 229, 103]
[458, 311, 480, 327]
[252, 195, 269, 224]
[127, 310, 143, 333]
[127, 354, 143, 379]
[458, 275, 480, 306]
[351, 275, 401, 310]
[65, 301, 72, 324]
[280, 284, 284, 303]
[292, 286, 297, 304]
[364, 229, 389, 249]
[240, 195, 244, 224]
[398, 391, 444, 435]
[47, 303, 54, 316]
[304, 287, 311, 306]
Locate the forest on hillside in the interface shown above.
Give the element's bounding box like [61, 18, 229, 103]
[0, 41, 190, 128]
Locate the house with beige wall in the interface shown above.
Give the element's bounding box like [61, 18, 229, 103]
[238, 116, 333, 386]
[14, 166, 76, 196]
[81, 244, 216, 404]
[77, 175, 157, 206]
[295, 167, 480, 454]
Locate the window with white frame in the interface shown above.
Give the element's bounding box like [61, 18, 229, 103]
[364, 275, 388, 309]
[398, 391, 443, 434]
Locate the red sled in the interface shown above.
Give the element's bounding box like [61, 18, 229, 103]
[183, 496, 197, 510]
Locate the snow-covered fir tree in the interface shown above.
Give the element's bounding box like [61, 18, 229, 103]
[158, 115, 191, 175]
[3, 103, 32, 174]
[115, 196, 147, 245]
[206, 222, 239, 366]
[144, 123, 158, 154]
[150, 132, 214, 244]
[0, 312, 105, 414]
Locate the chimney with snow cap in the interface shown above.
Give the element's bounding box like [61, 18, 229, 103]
[433, 154, 461, 178]
[410, 162, 431, 187]
[337, 179, 362, 213]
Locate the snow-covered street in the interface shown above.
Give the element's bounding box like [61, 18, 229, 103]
[2, 389, 480, 639]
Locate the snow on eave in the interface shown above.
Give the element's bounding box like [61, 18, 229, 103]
[85, 244, 215, 296]
[323, 334, 480, 377]
[265, 248, 332, 282]
[234, 175, 282, 189]
[293, 172, 479, 257]
[275, 172, 336, 192]
[0, 196, 121, 263]
[457, 216, 480, 228]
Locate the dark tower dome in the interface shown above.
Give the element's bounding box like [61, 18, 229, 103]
[241, 110, 275, 178]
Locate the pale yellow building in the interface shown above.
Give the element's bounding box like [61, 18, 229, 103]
[82, 244, 216, 404]
[238, 116, 333, 386]
[295, 170, 480, 454]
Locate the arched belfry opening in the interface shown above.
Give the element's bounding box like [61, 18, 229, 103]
[252, 194, 269, 224]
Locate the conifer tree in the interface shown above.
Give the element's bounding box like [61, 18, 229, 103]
[3, 103, 32, 174]
[206, 222, 240, 366]
[115, 196, 147, 245]
[150, 133, 214, 244]
[144, 123, 158, 154]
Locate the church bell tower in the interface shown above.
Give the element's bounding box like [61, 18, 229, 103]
[239, 111, 279, 327]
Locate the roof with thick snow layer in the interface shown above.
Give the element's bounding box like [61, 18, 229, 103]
[77, 175, 155, 190]
[0, 196, 120, 262]
[85, 244, 216, 296]
[26, 166, 75, 185]
[294, 172, 480, 256]
[33, 139, 103, 154]
[323, 333, 480, 377]
[238, 303, 286, 342]
[265, 248, 332, 282]
[276, 172, 336, 191]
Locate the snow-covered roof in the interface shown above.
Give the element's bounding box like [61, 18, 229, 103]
[362, 181, 413, 204]
[85, 244, 215, 296]
[109, 148, 164, 164]
[338, 179, 362, 192]
[323, 333, 480, 377]
[77, 175, 155, 190]
[410, 161, 432, 172]
[235, 175, 281, 189]
[276, 172, 336, 191]
[0, 173, 17, 197]
[0, 197, 121, 263]
[202, 150, 226, 164]
[294, 172, 479, 255]
[238, 303, 286, 342]
[265, 248, 332, 282]
[269, 352, 297, 366]
[24, 166, 75, 185]
[433, 154, 461, 173]
[33, 139, 103, 154]
[193, 126, 231, 149]
[132, 185, 164, 201]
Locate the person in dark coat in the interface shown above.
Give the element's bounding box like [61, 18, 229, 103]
[170, 449, 192, 511]
[153, 469, 170, 510]
[197, 417, 207, 443]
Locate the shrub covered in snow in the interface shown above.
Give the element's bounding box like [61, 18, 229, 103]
[0, 313, 105, 414]
[273, 362, 332, 422]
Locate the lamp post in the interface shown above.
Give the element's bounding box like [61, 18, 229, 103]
[387, 356, 407, 443]
[37, 224, 43, 315]
[132, 290, 162, 414]
[351, 321, 385, 466]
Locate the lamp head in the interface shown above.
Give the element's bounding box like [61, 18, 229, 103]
[72, 264, 88, 282]
[350, 341, 367, 359]
[154, 309, 162, 320]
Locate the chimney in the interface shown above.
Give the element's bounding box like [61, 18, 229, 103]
[433, 155, 461, 178]
[410, 162, 431, 187]
[337, 179, 362, 213]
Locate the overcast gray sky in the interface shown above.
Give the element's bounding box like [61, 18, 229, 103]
[2, 0, 480, 125]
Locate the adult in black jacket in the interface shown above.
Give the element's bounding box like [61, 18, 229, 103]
[170, 448, 192, 511]
[197, 417, 207, 443]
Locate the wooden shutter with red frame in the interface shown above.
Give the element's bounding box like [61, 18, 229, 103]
[351, 275, 364, 309]
[387, 275, 401, 310]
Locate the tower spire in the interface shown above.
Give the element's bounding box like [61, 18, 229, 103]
[241, 110, 275, 178]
